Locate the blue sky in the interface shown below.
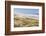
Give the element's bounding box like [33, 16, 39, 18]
[14, 8, 39, 15]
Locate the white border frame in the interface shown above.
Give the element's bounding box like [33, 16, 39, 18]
[11, 5, 42, 31]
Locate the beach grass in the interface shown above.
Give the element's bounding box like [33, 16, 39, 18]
[14, 16, 39, 27]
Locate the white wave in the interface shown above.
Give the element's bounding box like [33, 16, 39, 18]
[15, 12, 39, 20]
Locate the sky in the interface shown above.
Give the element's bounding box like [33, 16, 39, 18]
[14, 8, 39, 15]
[14, 8, 39, 19]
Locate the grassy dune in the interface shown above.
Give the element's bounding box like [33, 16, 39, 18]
[14, 16, 39, 27]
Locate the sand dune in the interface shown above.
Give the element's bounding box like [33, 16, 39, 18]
[14, 14, 39, 27]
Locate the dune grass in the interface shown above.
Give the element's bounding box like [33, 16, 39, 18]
[14, 16, 39, 27]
